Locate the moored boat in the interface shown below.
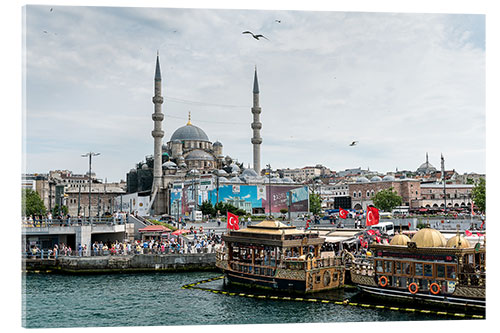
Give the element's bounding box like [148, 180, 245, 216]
[349, 227, 485, 309]
[215, 220, 346, 293]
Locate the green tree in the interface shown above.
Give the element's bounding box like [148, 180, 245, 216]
[21, 188, 47, 217]
[309, 193, 322, 215]
[200, 200, 215, 217]
[373, 187, 403, 212]
[280, 208, 288, 214]
[471, 178, 486, 213]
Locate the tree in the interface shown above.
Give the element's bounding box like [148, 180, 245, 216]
[200, 200, 215, 217]
[280, 208, 288, 214]
[471, 178, 486, 213]
[309, 193, 322, 215]
[22, 188, 47, 217]
[372, 187, 403, 212]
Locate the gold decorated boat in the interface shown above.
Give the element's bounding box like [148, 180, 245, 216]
[216, 220, 345, 293]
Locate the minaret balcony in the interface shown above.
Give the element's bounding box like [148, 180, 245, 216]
[251, 138, 262, 144]
[152, 96, 164, 104]
[151, 130, 164, 138]
[251, 122, 262, 130]
[251, 107, 261, 114]
[152, 113, 164, 121]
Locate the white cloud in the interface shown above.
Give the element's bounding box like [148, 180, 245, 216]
[24, 6, 485, 181]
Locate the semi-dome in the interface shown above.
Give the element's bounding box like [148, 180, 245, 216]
[141, 164, 149, 170]
[282, 177, 293, 183]
[184, 150, 215, 161]
[390, 234, 411, 246]
[356, 176, 370, 183]
[446, 235, 471, 249]
[215, 169, 228, 176]
[371, 176, 382, 182]
[411, 228, 446, 248]
[213, 141, 223, 147]
[382, 175, 396, 181]
[229, 176, 242, 183]
[241, 168, 259, 177]
[170, 124, 209, 142]
[219, 177, 229, 183]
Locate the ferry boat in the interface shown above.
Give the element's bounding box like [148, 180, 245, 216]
[215, 220, 345, 293]
[349, 227, 486, 309]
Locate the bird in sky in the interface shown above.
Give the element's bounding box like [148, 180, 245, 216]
[349, 141, 358, 146]
[275, 20, 281, 23]
[242, 31, 269, 40]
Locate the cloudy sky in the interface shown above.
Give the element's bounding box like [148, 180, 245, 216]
[23, 3, 486, 182]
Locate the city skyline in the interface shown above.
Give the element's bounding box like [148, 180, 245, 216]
[23, 5, 485, 182]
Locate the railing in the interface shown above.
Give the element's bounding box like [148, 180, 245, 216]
[22, 216, 129, 228]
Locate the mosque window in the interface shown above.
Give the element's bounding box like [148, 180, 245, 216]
[353, 192, 356, 198]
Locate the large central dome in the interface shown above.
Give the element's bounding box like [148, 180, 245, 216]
[170, 123, 210, 142]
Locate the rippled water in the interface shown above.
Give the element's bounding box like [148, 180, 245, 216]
[23, 272, 463, 328]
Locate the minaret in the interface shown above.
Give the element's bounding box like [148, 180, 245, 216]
[152, 52, 164, 192]
[251, 66, 262, 173]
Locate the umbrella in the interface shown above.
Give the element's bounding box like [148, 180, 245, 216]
[172, 229, 189, 236]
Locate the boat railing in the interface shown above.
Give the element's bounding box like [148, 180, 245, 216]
[458, 271, 486, 287]
[229, 261, 276, 277]
[351, 258, 375, 276]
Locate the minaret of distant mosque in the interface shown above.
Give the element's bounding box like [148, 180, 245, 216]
[251, 66, 262, 173]
[152, 51, 164, 193]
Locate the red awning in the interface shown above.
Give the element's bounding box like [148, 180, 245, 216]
[138, 225, 170, 233]
[419, 208, 428, 212]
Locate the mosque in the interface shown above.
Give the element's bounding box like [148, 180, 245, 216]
[125, 54, 266, 215]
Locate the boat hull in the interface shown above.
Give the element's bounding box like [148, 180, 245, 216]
[224, 269, 307, 292]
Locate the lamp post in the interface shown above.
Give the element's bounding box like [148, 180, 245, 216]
[82, 152, 100, 222]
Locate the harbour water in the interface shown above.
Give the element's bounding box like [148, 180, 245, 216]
[22, 271, 465, 329]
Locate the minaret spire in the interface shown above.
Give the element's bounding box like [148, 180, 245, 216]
[152, 52, 165, 197]
[187, 111, 192, 125]
[251, 66, 262, 173]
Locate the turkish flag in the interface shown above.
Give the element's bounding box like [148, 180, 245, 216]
[366, 229, 376, 236]
[477, 232, 484, 237]
[339, 208, 348, 219]
[465, 230, 472, 237]
[227, 212, 239, 230]
[366, 206, 380, 226]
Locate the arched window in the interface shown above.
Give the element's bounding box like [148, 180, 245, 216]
[353, 192, 356, 198]
[366, 190, 370, 197]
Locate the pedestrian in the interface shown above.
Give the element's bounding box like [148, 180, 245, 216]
[78, 243, 82, 257]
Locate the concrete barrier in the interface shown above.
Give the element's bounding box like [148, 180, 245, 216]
[23, 253, 217, 274]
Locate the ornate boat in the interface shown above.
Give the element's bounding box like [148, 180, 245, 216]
[349, 227, 485, 309]
[215, 220, 345, 293]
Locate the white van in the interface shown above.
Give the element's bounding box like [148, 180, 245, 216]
[370, 222, 395, 236]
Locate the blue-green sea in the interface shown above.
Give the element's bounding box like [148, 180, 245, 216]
[22, 271, 474, 328]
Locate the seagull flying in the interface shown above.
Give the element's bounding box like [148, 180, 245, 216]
[275, 20, 281, 23]
[242, 31, 269, 40]
[349, 141, 358, 146]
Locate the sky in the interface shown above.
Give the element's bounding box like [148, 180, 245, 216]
[22, 4, 487, 182]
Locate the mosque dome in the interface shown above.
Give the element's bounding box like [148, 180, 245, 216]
[371, 176, 382, 182]
[230, 163, 241, 173]
[219, 177, 229, 183]
[130, 168, 137, 173]
[356, 176, 370, 183]
[411, 228, 446, 248]
[162, 161, 177, 170]
[213, 141, 223, 147]
[241, 168, 259, 177]
[282, 177, 293, 183]
[185, 150, 215, 161]
[382, 175, 396, 181]
[170, 120, 210, 142]
[416, 153, 437, 174]
[229, 176, 242, 183]
[446, 235, 471, 249]
[215, 169, 228, 176]
[172, 139, 182, 144]
[390, 234, 411, 246]
[141, 164, 149, 170]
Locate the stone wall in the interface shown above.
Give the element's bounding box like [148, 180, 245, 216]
[23, 253, 216, 274]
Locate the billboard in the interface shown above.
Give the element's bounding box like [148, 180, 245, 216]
[169, 182, 309, 215]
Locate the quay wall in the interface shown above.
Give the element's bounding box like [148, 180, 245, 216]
[23, 253, 217, 274]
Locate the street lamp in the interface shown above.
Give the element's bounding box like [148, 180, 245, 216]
[82, 152, 100, 222]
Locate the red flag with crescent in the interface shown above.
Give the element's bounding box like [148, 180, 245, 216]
[366, 206, 379, 226]
[339, 208, 348, 219]
[227, 212, 239, 230]
[477, 232, 484, 237]
[465, 230, 472, 237]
